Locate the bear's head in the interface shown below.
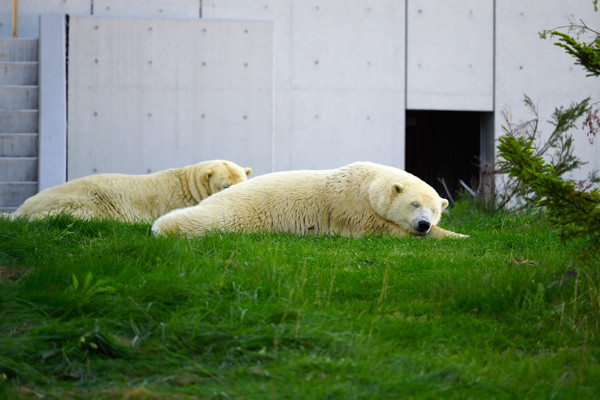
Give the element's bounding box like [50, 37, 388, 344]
[203, 160, 252, 196]
[190, 160, 251, 200]
[369, 177, 449, 235]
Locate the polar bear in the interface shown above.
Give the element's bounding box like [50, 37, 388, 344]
[13, 160, 252, 222]
[152, 162, 467, 239]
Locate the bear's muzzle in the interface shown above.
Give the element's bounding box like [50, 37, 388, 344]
[416, 220, 431, 233]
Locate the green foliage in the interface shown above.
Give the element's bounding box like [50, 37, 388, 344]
[539, 97, 589, 174]
[495, 2, 600, 256]
[497, 133, 600, 257]
[552, 31, 600, 77]
[1, 215, 600, 398]
[69, 271, 115, 314]
[537, 3, 600, 141]
[496, 96, 597, 209]
[538, 2, 599, 77]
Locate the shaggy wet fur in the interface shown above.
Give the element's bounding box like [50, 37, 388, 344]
[13, 160, 251, 222]
[152, 162, 467, 239]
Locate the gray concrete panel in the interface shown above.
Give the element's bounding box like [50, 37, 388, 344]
[0, 157, 37, 181]
[0, 182, 37, 208]
[0, 133, 38, 157]
[67, 17, 273, 179]
[0, 38, 37, 60]
[0, 61, 38, 85]
[1, 0, 200, 38]
[38, 14, 67, 191]
[0, 0, 91, 38]
[0, 110, 37, 132]
[0, 85, 38, 109]
[287, 90, 405, 170]
[205, 0, 406, 172]
[495, 0, 600, 182]
[94, 0, 201, 18]
[406, 0, 494, 111]
[290, 1, 404, 92]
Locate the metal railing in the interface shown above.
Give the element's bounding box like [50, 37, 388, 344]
[13, 0, 18, 37]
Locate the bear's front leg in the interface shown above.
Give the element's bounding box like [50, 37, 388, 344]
[428, 225, 469, 239]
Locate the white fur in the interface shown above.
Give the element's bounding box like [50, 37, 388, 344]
[152, 162, 467, 239]
[13, 160, 252, 222]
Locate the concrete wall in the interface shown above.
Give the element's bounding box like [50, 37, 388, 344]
[0, 0, 90, 38]
[67, 16, 273, 178]
[38, 14, 67, 190]
[0, 0, 202, 37]
[495, 0, 600, 181]
[204, 0, 406, 171]
[406, 0, 494, 111]
[1, 0, 599, 183]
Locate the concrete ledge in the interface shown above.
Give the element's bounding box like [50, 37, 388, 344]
[0, 86, 39, 110]
[0, 39, 38, 62]
[0, 133, 38, 157]
[38, 14, 67, 191]
[0, 157, 38, 181]
[0, 182, 37, 207]
[0, 110, 38, 132]
[0, 62, 38, 85]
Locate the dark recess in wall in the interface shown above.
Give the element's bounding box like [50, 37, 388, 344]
[405, 110, 481, 200]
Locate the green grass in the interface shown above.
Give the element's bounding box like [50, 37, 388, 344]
[1, 204, 599, 399]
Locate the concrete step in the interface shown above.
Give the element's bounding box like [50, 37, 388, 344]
[0, 40, 39, 210]
[0, 38, 38, 62]
[0, 133, 38, 157]
[0, 85, 39, 110]
[0, 157, 38, 181]
[1, 207, 17, 214]
[0, 110, 38, 133]
[0, 62, 38, 85]
[0, 182, 37, 208]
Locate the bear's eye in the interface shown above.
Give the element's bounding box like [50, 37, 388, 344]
[411, 202, 419, 208]
[432, 208, 437, 215]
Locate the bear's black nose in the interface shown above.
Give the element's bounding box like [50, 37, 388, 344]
[417, 220, 431, 233]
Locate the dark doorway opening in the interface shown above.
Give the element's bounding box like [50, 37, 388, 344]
[405, 110, 483, 201]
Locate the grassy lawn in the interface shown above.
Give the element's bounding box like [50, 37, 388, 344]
[1, 204, 599, 399]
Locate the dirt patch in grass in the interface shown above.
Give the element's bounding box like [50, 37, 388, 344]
[0, 266, 33, 282]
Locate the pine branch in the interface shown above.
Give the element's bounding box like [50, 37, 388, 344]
[552, 32, 600, 77]
[497, 134, 600, 255]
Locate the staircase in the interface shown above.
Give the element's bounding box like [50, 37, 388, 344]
[0, 38, 39, 213]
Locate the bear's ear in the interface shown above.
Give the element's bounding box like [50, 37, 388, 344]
[244, 167, 252, 177]
[391, 183, 405, 194]
[203, 169, 213, 182]
[441, 198, 449, 211]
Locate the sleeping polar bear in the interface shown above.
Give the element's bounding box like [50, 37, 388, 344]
[13, 160, 251, 222]
[152, 161, 467, 239]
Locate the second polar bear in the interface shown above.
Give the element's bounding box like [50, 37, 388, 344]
[152, 161, 467, 239]
[13, 160, 252, 222]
